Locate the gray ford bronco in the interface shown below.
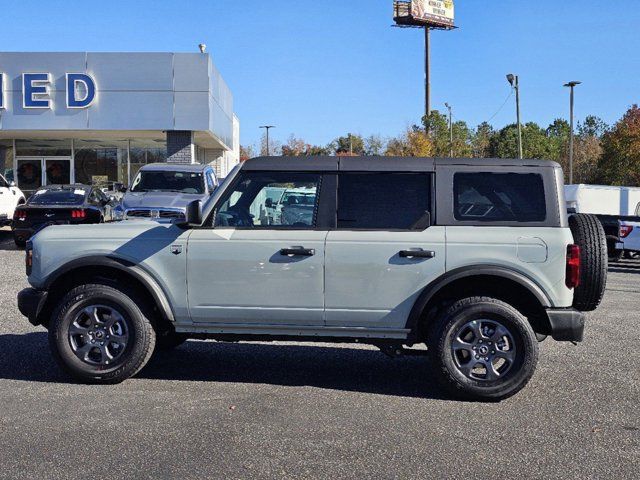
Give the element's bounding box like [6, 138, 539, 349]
[17, 157, 607, 400]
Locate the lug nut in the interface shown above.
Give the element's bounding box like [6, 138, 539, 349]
[479, 340, 483, 343]
[491, 350, 495, 354]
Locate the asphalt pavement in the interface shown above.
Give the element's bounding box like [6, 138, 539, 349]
[0, 226, 638, 479]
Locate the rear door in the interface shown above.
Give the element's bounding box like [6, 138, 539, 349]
[187, 170, 330, 325]
[324, 172, 446, 330]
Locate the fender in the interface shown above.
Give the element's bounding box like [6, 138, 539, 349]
[44, 255, 175, 323]
[405, 265, 552, 339]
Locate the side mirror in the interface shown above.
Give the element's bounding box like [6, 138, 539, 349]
[265, 198, 273, 208]
[183, 199, 202, 226]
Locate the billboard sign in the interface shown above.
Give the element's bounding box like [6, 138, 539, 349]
[411, 0, 454, 28]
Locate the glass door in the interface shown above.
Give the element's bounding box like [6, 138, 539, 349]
[44, 158, 71, 185]
[16, 158, 43, 194]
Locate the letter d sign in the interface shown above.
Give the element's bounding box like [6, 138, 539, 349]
[66, 73, 96, 108]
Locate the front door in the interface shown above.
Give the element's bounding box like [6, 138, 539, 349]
[324, 172, 446, 331]
[187, 170, 328, 325]
[16, 157, 71, 194]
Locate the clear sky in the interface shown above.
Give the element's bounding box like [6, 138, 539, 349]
[1, 0, 638, 148]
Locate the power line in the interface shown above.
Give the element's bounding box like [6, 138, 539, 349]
[485, 89, 514, 124]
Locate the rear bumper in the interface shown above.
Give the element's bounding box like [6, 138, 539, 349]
[546, 308, 586, 342]
[17, 287, 48, 327]
[12, 228, 34, 241]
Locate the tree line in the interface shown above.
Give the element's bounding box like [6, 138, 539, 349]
[240, 104, 640, 186]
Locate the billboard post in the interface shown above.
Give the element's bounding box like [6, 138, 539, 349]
[393, 0, 456, 128]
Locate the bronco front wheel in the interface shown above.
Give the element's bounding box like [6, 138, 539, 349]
[49, 283, 156, 383]
[427, 296, 539, 401]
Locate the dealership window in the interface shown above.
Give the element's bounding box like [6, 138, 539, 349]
[15, 139, 72, 157]
[129, 138, 167, 184]
[337, 173, 431, 230]
[453, 172, 546, 222]
[0, 140, 13, 182]
[74, 139, 129, 188]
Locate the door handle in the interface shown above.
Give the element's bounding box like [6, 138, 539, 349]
[280, 246, 315, 256]
[399, 249, 435, 259]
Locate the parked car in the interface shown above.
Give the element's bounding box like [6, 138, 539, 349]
[619, 220, 640, 257]
[0, 173, 26, 228]
[264, 187, 317, 226]
[116, 163, 218, 221]
[12, 184, 118, 247]
[565, 183, 640, 260]
[17, 157, 607, 401]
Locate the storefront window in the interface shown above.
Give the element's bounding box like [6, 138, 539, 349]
[15, 139, 72, 157]
[74, 139, 128, 188]
[129, 138, 167, 183]
[0, 140, 13, 182]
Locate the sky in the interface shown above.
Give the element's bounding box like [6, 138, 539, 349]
[1, 0, 638, 148]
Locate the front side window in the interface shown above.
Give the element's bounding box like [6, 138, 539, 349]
[214, 172, 321, 228]
[130, 170, 204, 194]
[454, 172, 546, 222]
[337, 173, 431, 230]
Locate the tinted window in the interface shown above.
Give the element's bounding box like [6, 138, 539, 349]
[454, 172, 546, 222]
[28, 188, 87, 205]
[130, 170, 204, 194]
[337, 173, 431, 229]
[214, 172, 321, 228]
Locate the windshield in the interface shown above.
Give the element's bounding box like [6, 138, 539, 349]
[130, 171, 204, 194]
[28, 188, 86, 205]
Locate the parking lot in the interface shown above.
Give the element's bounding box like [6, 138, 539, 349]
[0, 226, 638, 479]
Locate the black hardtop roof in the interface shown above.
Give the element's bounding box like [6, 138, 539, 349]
[241, 156, 560, 172]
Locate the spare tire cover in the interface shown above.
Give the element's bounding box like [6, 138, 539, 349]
[568, 214, 608, 311]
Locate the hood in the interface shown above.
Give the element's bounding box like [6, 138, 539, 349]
[122, 191, 205, 210]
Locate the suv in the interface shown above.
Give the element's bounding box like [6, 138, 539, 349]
[116, 163, 218, 221]
[17, 157, 607, 400]
[0, 173, 26, 228]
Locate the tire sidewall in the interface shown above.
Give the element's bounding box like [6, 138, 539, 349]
[436, 300, 538, 399]
[49, 285, 153, 382]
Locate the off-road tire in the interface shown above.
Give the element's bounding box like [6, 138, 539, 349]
[569, 214, 607, 311]
[49, 283, 156, 383]
[426, 296, 539, 401]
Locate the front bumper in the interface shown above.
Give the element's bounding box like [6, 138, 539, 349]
[17, 288, 48, 327]
[546, 308, 586, 342]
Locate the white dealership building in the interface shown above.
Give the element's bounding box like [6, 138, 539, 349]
[0, 51, 239, 194]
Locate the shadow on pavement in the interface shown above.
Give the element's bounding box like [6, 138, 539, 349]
[0, 332, 451, 400]
[609, 259, 640, 274]
[0, 229, 18, 251]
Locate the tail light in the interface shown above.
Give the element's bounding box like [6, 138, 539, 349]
[620, 224, 633, 238]
[71, 209, 86, 219]
[25, 241, 33, 275]
[566, 244, 581, 289]
[14, 209, 27, 220]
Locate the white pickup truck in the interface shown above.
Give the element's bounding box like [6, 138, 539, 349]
[0, 173, 26, 227]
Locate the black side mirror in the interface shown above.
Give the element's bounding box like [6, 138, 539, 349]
[265, 198, 273, 208]
[183, 199, 202, 226]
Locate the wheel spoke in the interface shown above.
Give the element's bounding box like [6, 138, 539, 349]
[457, 359, 477, 377]
[83, 306, 102, 326]
[484, 360, 499, 381]
[495, 348, 516, 363]
[451, 337, 472, 351]
[74, 343, 94, 361]
[69, 322, 90, 336]
[104, 310, 123, 329]
[98, 344, 114, 363]
[491, 324, 510, 342]
[108, 333, 128, 347]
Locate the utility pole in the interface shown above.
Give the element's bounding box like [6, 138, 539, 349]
[564, 81, 582, 185]
[445, 102, 453, 157]
[507, 74, 523, 159]
[425, 27, 431, 124]
[348, 133, 353, 155]
[259, 125, 275, 156]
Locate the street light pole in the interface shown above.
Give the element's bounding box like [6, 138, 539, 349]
[564, 81, 582, 185]
[445, 102, 453, 157]
[259, 125, 275, 156]
[507, 74, 523, 159]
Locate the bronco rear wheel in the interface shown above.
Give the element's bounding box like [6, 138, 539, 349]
[427, 296, 539, 401]
[49, 283, 156, 383]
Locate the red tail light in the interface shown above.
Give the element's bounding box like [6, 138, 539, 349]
[71, 209, 86, 219]
[566, 244, 581, 289]
[620, 224, 633, 238]
[14, 209, 27, 220]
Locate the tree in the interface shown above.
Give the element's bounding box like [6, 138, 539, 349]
[260, 132, 281, 156]
[422, 110, 472, 157]
[489, 122, 553, 160]
[385, 126, 433, 157]
[364, 134, 387, 156]
[281, 134, 329, 156]
[239, 144, 256, 162]
[596, 105, 640, 186]
[329, 134, 365, 155]
[572, 116, 608, 184]
[472, 122, 494, 158]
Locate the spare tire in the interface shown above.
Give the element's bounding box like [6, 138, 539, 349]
[568, 214, 607, 311]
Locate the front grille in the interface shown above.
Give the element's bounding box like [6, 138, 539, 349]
[125, 208, 185, 220]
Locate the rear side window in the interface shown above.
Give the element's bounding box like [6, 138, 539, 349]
[337, 173, 431, 230]
[454, 172, 546, 222]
